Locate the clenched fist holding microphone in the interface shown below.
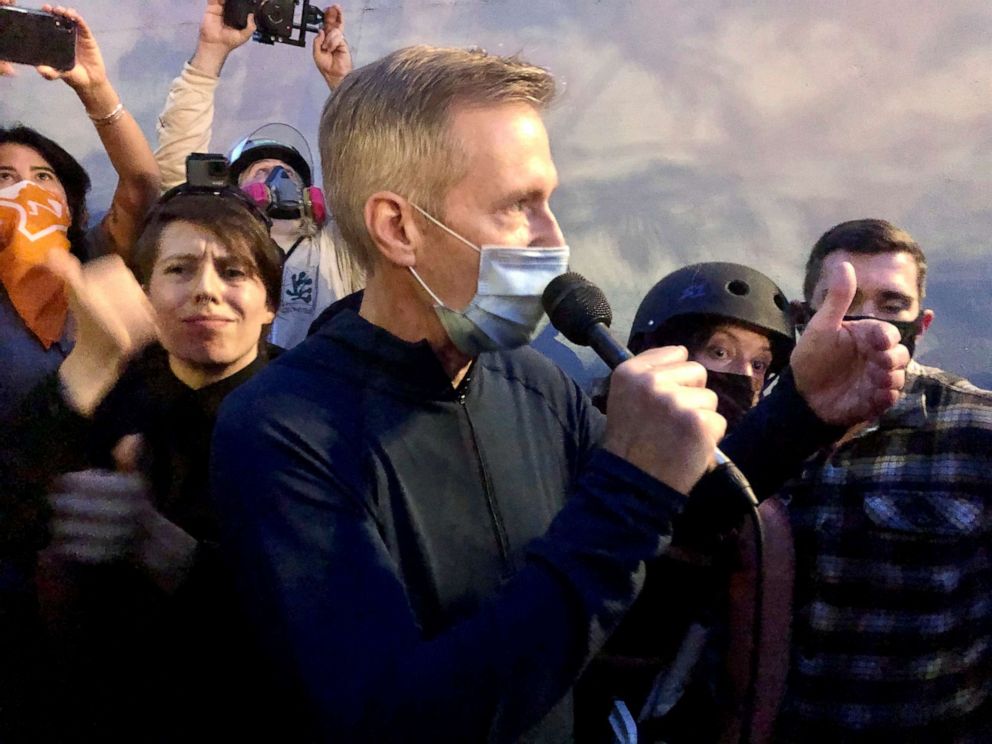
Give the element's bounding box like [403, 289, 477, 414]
[604, 346, 726, 496]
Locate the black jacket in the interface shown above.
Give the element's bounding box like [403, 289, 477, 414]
[212, 305, 834, 742]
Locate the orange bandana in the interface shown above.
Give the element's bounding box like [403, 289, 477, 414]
[0, 180, 73, 348]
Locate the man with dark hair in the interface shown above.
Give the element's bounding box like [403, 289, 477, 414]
[802, 218, 928, 305]
[211, 48, 907, 742]
[776, 218, 992, 741]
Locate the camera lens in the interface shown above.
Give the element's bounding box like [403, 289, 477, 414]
[255, 0, 293, 37]
[264, 5, 285, 24]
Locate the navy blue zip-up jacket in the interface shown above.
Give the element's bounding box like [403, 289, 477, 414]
[211, 304, 833, 742]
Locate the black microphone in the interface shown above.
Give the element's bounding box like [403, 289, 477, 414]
[542, 272, 632, 370]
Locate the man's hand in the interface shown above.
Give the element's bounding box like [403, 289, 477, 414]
[604, 346, 727, 495]
[190, 0, 256, 77]
[791, 261, 909, 426]
[313, 4, 352, 91]
[49, 252, 157, 416]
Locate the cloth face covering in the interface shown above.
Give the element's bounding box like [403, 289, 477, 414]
[705, 370, 756, 431]
[409, 204, 570, 356]
[0, 180, 72, 348]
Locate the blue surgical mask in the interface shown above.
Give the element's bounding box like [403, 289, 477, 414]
[409, 204, 570, 356]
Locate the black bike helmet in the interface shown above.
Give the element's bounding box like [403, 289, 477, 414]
[227, 123, 314, 187]
[628, 262, 795, 372]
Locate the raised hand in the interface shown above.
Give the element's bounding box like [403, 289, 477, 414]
[313, 4, 352, 91]
[791, 261, 909, 426]
[190, 0, 256, 77]
[605, 345, 727, 495]
[51, 251, 157, 365]
[48, 251, 157, 416]
[36, 5, 105, 92]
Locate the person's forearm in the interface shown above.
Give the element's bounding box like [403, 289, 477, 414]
[74, 79, 161, 259]
[189, 40, 231, 77]
[322, 69, 345, 92]
[215, 431, 686, 742]
[58, 342, 126, 417]
[154, 63, 219, 192]
[349, 451, 688, 741]
[720, 368, 844, 498]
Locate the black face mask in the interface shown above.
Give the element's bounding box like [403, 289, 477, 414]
[706, 371, 757, 432]
[798, 302, 923, 358]
[843, 314, 923, 358]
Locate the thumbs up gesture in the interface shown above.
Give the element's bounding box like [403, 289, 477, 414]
[46, 435, 153, 564]
[791, 261, 909, 426]
[46, 435, 196, 591]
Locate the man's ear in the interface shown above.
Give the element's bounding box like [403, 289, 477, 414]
[919, 308, 935, 336]
[364, 192, 422, 268]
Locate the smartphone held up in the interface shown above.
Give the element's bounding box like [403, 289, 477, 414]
[0, 4, 76, 71]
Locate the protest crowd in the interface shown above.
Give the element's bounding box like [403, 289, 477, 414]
[1, 1, 990, 742]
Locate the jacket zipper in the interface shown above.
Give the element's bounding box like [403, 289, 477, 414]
[458, 385, 514, 576]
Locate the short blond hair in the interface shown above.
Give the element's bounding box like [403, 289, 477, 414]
[319, 45, 556, 273]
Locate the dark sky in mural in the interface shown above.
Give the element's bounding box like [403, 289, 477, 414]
[3, 0, 989, 387]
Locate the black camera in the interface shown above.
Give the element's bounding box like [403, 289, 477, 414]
[185, 153, 231, 189]
[223, 0, 324, 48]
[167, 154, 273, 229]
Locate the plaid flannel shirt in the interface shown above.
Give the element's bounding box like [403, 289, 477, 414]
[776, 362, 992, 742]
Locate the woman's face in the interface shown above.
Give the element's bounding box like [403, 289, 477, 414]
[692, 322, 774, 402]
[0, 143, 68, 204]
[148, 220, 274, 387]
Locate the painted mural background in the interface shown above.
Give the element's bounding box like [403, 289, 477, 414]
[3, 0, 990, 386]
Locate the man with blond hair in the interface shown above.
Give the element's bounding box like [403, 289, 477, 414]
[211, 46, 907, 741]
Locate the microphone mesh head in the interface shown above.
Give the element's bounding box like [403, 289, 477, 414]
[542, 272, 613, 346]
